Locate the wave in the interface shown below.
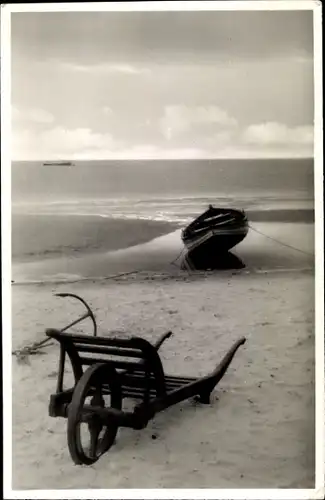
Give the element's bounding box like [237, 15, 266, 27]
[12, 210, 191, 225]
[12, 191, 314, 229]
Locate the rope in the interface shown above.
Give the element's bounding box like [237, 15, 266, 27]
[248, 224, 314, 257]
[12, 337, 54, 361]
[12, 253, 187, 360]
[12, 270, 143, 359]
[170, 247, 187, 267]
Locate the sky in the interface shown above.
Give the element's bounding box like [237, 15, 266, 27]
[11, 8, 314, 160]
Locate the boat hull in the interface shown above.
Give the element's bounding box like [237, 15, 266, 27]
[183, 225, 248, 254]
[181, 206, 249, 255]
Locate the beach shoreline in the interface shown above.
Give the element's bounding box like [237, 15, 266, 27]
[11, 268, 315, 489]
[11, 217, 314, 285]
[12, 207, 314, 264]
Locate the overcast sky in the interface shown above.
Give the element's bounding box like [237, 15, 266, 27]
[11, 9, 314, 160]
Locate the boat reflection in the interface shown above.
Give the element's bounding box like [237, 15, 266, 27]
[181, 249, 245, 271]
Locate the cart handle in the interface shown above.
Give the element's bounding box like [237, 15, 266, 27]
[153, 331, 173, 350]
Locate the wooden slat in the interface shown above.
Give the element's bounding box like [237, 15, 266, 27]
[77, 344, 143, 358]
[79, 356, 145, 371]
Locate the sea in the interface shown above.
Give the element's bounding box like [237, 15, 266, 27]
[11, 158, 315, 280]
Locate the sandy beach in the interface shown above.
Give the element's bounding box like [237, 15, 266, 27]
[11, 268, 315, 490]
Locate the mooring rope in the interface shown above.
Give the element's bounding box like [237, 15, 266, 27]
[170, 247, 187, 267]
[248, 224, 314, 257]
[12, 253, 187, 360]
[12, 337, 55, 360]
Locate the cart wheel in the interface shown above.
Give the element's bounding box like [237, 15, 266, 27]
[67, 363, 122, 465]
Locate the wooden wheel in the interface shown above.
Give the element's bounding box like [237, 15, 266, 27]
[67, 363, 122, 465]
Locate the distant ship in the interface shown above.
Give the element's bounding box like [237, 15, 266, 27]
[43, 161, 75, 166]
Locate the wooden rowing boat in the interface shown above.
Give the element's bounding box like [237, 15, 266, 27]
[181, 205, 249, 254]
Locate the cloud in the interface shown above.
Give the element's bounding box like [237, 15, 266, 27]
[12, 126, 119, 160]
[60, 61, 151, 75]
[41, 127, 116, 151]
[12, 119, 314, 161]
[70, 146, 213, 161]
[241, 122, 313, 146]
[160, 105, 237, 140]
[12, 127, 208, 160]
[12, 106, 55, 124]
[103, 106, 113, 115]
[12, 106, 21, 120]
[108, 63, 151, 75]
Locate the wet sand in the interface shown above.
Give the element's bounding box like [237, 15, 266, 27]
[12, 220, 314, 283]
[12, 213, 178, 262]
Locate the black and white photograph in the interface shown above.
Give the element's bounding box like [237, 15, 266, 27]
[2, 0, 323, 496]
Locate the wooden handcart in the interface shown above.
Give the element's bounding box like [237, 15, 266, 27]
[47, 293, 246, 465]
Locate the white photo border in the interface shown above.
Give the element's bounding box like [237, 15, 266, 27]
[2, 1, 323, 499]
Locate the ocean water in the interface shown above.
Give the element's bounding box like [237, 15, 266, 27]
[12, 158, 314, 220]
[11, 158, 314, 266]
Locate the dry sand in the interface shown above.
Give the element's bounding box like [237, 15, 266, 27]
[11, 269, 315, 490]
